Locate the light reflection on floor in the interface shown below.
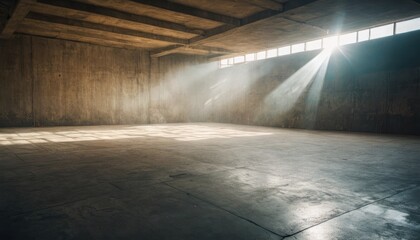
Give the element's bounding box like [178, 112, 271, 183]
[0, 125, 273, 146]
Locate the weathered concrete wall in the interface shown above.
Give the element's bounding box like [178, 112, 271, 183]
[0, 36, 33, 126]
[0, 35, 150, 127]
[212, 31, 420, 134]
[149, 54, 211, 123]
[153, 31, 420, 135]
[1, 32, 419, 134]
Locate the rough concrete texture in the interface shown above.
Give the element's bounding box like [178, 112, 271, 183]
[1, 32, 420, 135]
[0, 35, 150, 127]
[153, 31, 420, 134]
[188, 33, 420, 135]
[0, 123, 419, 239]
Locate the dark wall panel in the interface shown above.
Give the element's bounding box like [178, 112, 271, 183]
[0, 36, 33, 127]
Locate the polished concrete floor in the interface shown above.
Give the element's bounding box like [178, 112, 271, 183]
[0, 123, 419, 240]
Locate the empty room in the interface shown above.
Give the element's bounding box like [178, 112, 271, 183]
[1, 0, 420, 239]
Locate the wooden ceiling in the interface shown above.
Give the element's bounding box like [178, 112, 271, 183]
[1, 0, 420, 58]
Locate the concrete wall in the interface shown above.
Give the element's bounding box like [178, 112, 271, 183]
[1, 32, 419, 135]
[0, 35, 150, 127]
[149, 54, 211, 123]
[196, 30, 420, 134]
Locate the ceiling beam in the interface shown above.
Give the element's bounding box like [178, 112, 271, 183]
[18, 18, 172, 48]
[151, 45, 232, 57]
[0, 0, 34, 38]
[241, 0, 283, 11]
[150, 45, 183, 58]
[17, 24, 145, 50]
[282, 0, 317, 11]
[36, 0, 203, 36]
[26, 12, 189, 44]
[129, 0, 241, 26]
[281, 16, 328, 34]
[189, 45, 233, 55]
[151, 0, 320, 57]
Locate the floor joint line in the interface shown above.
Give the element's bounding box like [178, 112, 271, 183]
[163, 182, 284, 239]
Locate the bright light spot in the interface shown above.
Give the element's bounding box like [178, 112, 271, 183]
[245, 53, 256, 62]
[220, 59, 229, 68]
[358, 29, 370, 42]
[306, 39, 322, 51]
[396, 17, 420, 34]
[228, 58, 234, 65]
[266, 48, 278, 58]
[278, 46, 291, 56]
[363, 205, 409, 223]
[256, 51, 267, 60]
[0, 125, 274, 145]
[339, 32, 357, 46]
[323, 36, 338, 49]
[234, 56, 245, 64]
[370, 23, 394, 40]
[291, 43, 305, 53]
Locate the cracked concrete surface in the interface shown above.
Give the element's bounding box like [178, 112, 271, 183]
[1, 123, 419, 239]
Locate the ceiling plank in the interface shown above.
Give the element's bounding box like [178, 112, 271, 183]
[151, 45, 232, 57]
[0, 0, 34, 38]
[129, 0, 241, 26]
[18, 18, 172, 48]
[281, 16, 328, 34]
[36, 0, 204, 35]
[17, 24, 144, 50]
[26, 12, 189, 44]
[282, 0, 318, 11]
[241, 0, 283, 11]
[152, 0, 320, 57]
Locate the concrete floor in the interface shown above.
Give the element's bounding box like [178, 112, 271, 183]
[0, 123, 419, 240]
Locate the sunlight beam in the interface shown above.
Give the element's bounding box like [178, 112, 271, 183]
[262, 49, 333, 116]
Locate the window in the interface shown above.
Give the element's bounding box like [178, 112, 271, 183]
[291, 43, 305, 53]
[358, 29, 369, 42]
[266, 48, 278, 58]
[234, 56, 245, 64]
[370, 24, 394, 40]
[323, 36, 338, 49]
[339, 32, 357, 46]
[245, 53, 256, 62]
[306, 39, 322, 51]
[219, 17, 420, 68]
[256, 51, 266, 60]
[396, 17, 420, 34]
[220, 59, 229, 68]
[278, 46, 291, 56]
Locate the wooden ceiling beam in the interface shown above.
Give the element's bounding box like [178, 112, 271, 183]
[17, 24, 145, 50]
[129, 0, 241, 26]
[18, 18, 172, 48]
[282, 0, 318, 11]
[0, 0, 34, 38]
[241, 0, 283, 11]
[281, 16, 328, 34]
[151, 45, 232, 57]
[26, 12, 189, 44]
[36, 0, 203, 35]
[152, 0, 320, 58]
